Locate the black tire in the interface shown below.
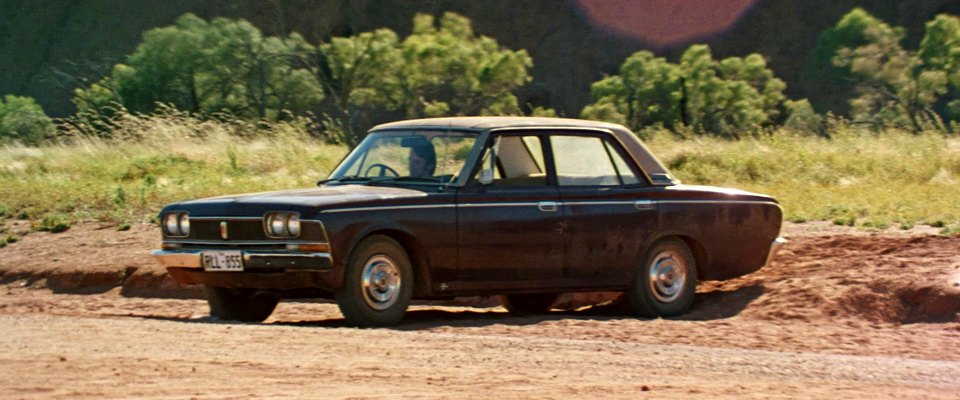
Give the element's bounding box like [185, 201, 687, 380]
[335, 235, 414, 327]
[205, 286, 279, 322]
[627, 238, 697, 318]
[499, 293, 559, 315]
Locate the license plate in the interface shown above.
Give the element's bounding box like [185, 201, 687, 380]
[202, 251, 243, 271]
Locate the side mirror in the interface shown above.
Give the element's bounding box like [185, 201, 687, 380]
[477, 141, 498, 185]
[478, 169, 494, 185]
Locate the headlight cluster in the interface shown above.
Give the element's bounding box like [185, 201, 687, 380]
[264, 212, 300, 238]
[162, 212, 190, 237]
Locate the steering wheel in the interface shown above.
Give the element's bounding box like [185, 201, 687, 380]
[364, 163, 400, 177]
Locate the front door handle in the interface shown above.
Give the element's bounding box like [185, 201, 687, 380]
[634, 200, 656, 211]
[538, 201, 559, 212]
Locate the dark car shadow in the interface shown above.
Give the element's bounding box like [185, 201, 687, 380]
[132, 284, 765, 329]
[681, 283, 765, 321]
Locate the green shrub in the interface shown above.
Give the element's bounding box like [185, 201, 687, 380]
[0, 95, 55, 145]
[36, 214, 72, 233]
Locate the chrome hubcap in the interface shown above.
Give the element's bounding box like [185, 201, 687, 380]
[648, 250, 687, 303]
[361, 255, 401, 310]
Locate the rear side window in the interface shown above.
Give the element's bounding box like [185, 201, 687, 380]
[551, 136, 641, 186]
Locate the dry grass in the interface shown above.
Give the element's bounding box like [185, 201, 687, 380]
[0, 112, 345, 227]
[0, 113, 957, 233]
[645, 124, 960, 231]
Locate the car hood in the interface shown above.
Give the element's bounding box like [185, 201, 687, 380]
[165, 185, 429, 217]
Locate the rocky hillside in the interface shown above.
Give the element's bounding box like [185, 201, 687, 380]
[3, 0, 958, 118]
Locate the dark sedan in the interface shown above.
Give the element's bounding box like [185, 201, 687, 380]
[153, 117, 785, 326]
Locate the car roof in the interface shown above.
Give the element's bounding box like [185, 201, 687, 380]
[371, 116, 627, 131]
[370, 116, 679, 186]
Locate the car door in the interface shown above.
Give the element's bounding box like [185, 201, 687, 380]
[548, 133, 659, 284]
[455, 133, 565, 289]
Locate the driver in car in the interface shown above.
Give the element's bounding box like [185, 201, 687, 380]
[407, 140, 436, 177]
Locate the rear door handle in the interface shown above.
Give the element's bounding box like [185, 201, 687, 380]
[634, 200, 656, 211]
[538, 201, 559, 212]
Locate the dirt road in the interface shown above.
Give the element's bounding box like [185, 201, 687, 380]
[1, 292, 958, 399]
[1, 221, 959, 398]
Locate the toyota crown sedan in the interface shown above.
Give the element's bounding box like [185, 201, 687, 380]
[152, 117, 785, 326]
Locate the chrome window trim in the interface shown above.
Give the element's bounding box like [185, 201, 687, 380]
[459, 202, 545, 208]
[657, 200, 780, 206]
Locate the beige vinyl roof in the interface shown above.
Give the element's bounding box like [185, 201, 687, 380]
[371, 116, 627, 131]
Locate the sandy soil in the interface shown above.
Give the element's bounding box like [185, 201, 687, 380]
[0, 220, 959, 398]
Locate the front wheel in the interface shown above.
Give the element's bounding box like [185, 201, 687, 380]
[627, 238, 697, 318]
[205, 286, 279, 322]
[336, 235, 414, 327]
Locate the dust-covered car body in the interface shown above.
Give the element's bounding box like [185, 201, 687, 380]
[152, 117, 784, 326]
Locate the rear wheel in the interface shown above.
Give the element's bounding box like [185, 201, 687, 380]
[499, 293, 559, 315]
[627, 238, 697, 318]
[336, 235, 414, 327]
[205, 286, 278, 322]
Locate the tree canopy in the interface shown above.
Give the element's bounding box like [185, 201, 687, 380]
[581, 45, 789, 138]
[820, 8, 960, 131]
[73, 14, 323, 122]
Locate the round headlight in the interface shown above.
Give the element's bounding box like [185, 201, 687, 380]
[286, 214, 300, 237]
[269, 214, 286, 236]
[164, 213, 180, 236]
[178, 213, 190, 236]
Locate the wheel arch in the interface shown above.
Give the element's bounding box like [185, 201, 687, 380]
[639, 233, 707, 283]
[358, 228, 433, 297]
[676, 235, 707, 280]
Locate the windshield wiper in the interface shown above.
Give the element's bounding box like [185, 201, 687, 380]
[316, 176, 375, 186]
[368, 176, 445, 186]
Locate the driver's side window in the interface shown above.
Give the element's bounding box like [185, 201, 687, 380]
[474, 135, 547, 187]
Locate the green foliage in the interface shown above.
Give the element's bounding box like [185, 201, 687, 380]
[313, 28, 403, 145]
[0, 95, 55, 145]
[36, 214, 72, 233]
[581, 45, 793, 138]
[783, 99, 823, 133]
[73, 14, 323, 126]
[309, 12, 532, 145]
[399, 13, 532, 118]
[822, 9, 960, 131]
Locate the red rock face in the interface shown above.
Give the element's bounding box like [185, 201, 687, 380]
[576, 0, 758, 47]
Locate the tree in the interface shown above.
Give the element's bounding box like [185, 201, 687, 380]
[918, 14, 960, 120]
[0, 95, 56, 145]
[822, 9, 960, 132]
[311, 29, 404, 144]
[309, 12, 533, 144]
[73, 14, 323, 123]
[582, 44, 792, 138]
[581, 51, 683, 130]
[398, 13, 532, 118]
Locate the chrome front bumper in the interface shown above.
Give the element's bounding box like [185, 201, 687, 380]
[763, 237, 788, 269]
[151, 250, 333, 271]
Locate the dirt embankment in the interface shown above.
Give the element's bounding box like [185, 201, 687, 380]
[1, 220, 958, 326]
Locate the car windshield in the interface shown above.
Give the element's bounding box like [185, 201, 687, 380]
[325, 130, 479, 186]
